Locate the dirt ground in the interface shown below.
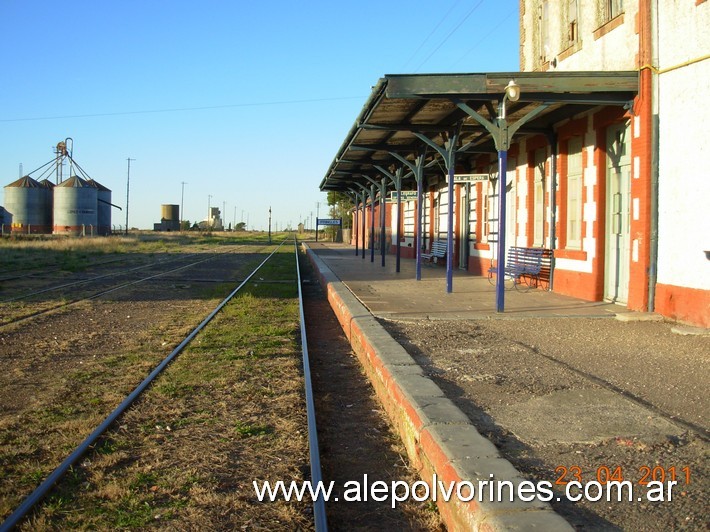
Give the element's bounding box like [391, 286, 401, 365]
[381, 317, 709, 530]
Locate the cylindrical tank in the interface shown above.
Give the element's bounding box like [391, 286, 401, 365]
[38, 179, 55, 231]
[53, 176, 98, 235]
[3, 175, 52, 234]
[161, 204, 179, 222]
[87, 179, 112, 235]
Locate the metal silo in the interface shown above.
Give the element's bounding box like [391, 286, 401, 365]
[87, 179, 112, 235]
[53, 175, 98, 235]
[3, 175, 52, 233]
[38, 179, 55, 231]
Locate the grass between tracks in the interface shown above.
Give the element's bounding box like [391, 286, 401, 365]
[1, 242, 312, 529]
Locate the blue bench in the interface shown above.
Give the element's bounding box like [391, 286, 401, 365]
[421, 240, 447, 264]
[489, 247, 547, 288]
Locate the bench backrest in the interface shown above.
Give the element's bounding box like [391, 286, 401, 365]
[506, 247, 544, 269]
[431, 240, 447, 256]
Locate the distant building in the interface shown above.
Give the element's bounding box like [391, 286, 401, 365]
[0, 205, 10, 233]
[198, 207, 223, 230]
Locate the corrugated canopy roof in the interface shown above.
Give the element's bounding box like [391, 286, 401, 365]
[320, 71, 638, 193]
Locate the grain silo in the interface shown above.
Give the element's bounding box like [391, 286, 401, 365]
[38, 179, 55, 230]
[87, 179, 112, 235]
[53, 175, 98, 235]
[3, 175, 52, 233]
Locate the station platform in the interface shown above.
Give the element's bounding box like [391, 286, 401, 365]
[307, 241, 629, 321]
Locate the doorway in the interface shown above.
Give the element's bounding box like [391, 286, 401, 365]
[604, 123, 631, 304]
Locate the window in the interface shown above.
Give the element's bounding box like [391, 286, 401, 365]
[437, 188, 449, 241]
[539, 0, 551, 63]
[422, 191, 431, 248]
[567, 0, 579, 44]
[608, 0, 623, 19]
[597, 0, 623, 24]
[482, 183, 491, 243]
[566, 137, 584, 249]
[403, 200, 415, 238]
[468, 185, 477, 243]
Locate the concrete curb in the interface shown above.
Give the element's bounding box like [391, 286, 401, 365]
[304, 244, 572, 531]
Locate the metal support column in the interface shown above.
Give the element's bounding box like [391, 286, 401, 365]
[547, 132, 558, 291]
[369, 184, 376, 262]
[375, 164, 404, 272]
[391, 149, 427, 281]
[455, 98, 549, 311]
[414, 128, 461, 294]
[353, 183, 369, 260]
[380, 177, 387, 267]
[362, 176, 383, 264]
[496, 149, 508, 311]
[348, 189, 359, 256]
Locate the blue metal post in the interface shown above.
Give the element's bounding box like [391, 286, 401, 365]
[416, 172, 423, 281]
[380, 178, 386, 267]
[446, 163, 454, 293]
[353, 197, 359, 256]
[370, 184, 376, 263]
[361, 191, 366, 259]
[496, 150, 508, 312]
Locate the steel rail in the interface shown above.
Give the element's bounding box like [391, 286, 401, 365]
[294, 239, 328, 532]
[0, 241, 287, 532]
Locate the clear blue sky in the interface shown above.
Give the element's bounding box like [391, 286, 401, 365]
[0, 0, 519, 231]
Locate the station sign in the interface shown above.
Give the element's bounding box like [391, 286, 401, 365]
[388, 191, 418, 201]
[316, 218, 341, 226]
[453, 173, 491, 183]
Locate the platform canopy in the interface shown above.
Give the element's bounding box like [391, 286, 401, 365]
[320, 71, 638, 192]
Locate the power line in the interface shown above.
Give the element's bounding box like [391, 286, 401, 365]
[413, 0, 486, 73]
[449, 7, 517, 69]
[401, 0, 462, 71]
[0, 96, 364, 123]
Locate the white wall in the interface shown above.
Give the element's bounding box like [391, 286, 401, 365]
[520, 0, 639, 71]
[656, 0, 710, 290]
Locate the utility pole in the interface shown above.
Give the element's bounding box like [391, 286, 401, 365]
[125, 158, 135, 235]
[180, 181, 187, 231]
[268, 206, 272, 243]
[233, 206, 237, 231]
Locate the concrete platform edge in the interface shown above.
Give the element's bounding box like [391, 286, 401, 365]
[304, 244, 572, 531]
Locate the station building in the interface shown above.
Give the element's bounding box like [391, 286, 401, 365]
[321, 0, 709, 328]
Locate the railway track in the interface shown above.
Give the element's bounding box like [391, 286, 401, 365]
[0, 238, 326, 530]
[0, 246, 259, 328]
